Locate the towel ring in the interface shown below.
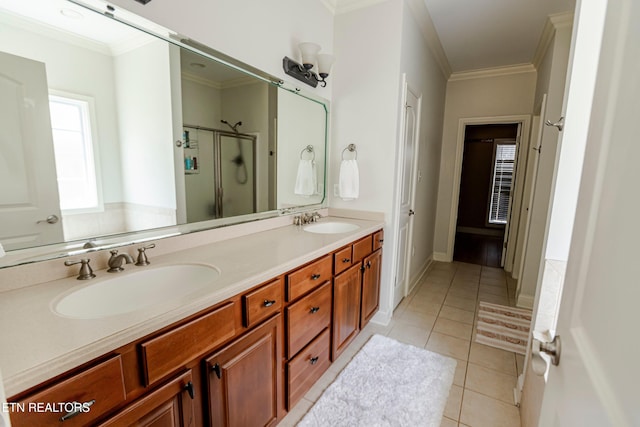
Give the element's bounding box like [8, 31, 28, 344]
[300, 145, 315, 161]
[341, 143, 357, 160]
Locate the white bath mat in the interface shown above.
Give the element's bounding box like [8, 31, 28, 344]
[298, 334, 456, 427]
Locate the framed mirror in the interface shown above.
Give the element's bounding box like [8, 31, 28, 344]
[0, 0, 328, 267]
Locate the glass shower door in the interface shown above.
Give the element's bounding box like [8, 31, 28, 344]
[215, 131, 256, 218]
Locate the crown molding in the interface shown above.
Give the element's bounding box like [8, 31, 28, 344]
[322, 0, 391, 15]
[532, 11, 574, 69]
[448, 64, 536, 82]
[405, 0, 451, 78]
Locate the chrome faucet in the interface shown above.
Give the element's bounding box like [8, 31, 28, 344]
[107, 250, 134, 273]
[64, 258, 96, 280]
[293, 211, 322, 225]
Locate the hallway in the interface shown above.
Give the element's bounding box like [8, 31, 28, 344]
[281, 262, 522, 426]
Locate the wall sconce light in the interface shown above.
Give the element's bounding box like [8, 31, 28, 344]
[283, 42, 334, 88]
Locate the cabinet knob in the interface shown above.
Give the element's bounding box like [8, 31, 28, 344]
[310, 306, 320, 314]
[311, 273, 321, 280]
[184, 381, 195, 399]
[366, 260, 372, 269]
[59, 399, 95, 422]
[310, 356, 319, 365]
[211, 363, 222, 379]
[263, 299, 276, 307]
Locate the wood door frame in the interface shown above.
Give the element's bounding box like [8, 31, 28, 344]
[445, 115, 531, 266]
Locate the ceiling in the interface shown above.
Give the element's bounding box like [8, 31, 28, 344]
[423, 0, 576, 73]
[330, 0, 576, 74]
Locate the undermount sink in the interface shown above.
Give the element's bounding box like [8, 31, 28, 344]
[54, 264, 221, 319]
[303, 221, 360, 234]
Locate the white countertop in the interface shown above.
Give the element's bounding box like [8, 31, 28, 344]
[0, 216, 383, 397]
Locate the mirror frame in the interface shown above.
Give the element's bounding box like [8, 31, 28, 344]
[0, 0, 329, 269]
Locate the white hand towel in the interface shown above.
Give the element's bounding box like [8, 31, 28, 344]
[294, 159, 316, 196]
[339, 159, 359, 200]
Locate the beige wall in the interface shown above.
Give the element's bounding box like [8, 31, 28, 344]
[433, 72, 537, 259]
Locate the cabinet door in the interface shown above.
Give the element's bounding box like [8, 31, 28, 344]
[361, 249, 382, 328]
[206, 315, 281, 427]
[98, 370, 195, 427]
[332, 264, 362, 361]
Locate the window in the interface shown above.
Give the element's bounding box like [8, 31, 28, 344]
[49, 93, 102, 212]
[488, 143, 516, 224]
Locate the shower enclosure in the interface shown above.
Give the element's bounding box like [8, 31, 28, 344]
[184, 126, 257, 222]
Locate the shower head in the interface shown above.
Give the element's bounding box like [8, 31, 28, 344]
[221, 119, 242, 133]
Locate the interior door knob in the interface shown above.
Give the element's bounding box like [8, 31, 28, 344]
[408, 210, 415, 216]
[37, 214, 59, 224]
[532, 335, 562, 375]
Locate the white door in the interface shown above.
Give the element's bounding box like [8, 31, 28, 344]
[393, 79, 420, 308]
[538, 0, 640, 424]
[515, 95, 547, 282]
[0, 52, 63, 251]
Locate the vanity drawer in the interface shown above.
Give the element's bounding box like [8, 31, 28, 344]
[352, 235, 373, 263]
[286, 255, 332, 301]
[11, 355, 126, 427]
[140, 302, 236, 385]
[373, 229, 384, 251]
[287, 328, 331, 410]
[286, 281, 332, 358]
[243, 277, 283, 328]
[333, 245, 353, 275]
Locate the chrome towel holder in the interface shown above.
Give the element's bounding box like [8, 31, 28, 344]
[342, 143, 357, 160]
[300, 145, 315, 161]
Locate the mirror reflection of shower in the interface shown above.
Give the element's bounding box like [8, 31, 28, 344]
[221, 119, 248, 185]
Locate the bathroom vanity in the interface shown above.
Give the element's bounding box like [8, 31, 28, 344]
[0, 216, 383, 426]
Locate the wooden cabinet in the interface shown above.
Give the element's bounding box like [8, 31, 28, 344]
[98, 370, 195, 427]
[10, 355, 126, 427]
[332, 263, 362, 360]
[8, 227, 383, 426]
[361, 248, 382, 328]
[287, 328, 331, 408]
[205, 315, 281, 427]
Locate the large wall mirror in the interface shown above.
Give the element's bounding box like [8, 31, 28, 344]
[0, 0, 327, 267]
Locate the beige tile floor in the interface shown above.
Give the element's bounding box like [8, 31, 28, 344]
[279, 261, 524, 427]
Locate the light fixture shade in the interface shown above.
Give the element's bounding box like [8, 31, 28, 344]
[317, 54, 335, 78]
[299, 42, 321, 69]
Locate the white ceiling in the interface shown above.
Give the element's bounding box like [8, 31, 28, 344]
[421, 0, 576, 73]
[330, 0, 576, 73]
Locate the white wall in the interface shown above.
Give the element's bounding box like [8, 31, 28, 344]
[398, 2, 447, 284]
[278, 89, 326, 208]
[330, 0, 403, 321]
[517, 24, 571, 307]
[114, 40, 177, 230]
[108, 0, 334, 98]
[433, 71, 537, 259]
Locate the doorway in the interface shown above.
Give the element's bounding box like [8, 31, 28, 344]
[453, 123, 519, 267]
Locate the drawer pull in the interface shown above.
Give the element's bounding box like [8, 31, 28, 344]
[59, 399, 95, 422]
[310, 356, 319, 365]
[310, 306, 320, 314]
[211, 363, 222, 379]
[184, 381, 195, 399]
[263, 299, 276, 307]
[311, 273, 321, 280]
[342, 258, 351, 263]
[379, 239, 384, 243]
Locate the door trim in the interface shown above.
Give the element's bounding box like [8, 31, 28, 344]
[445, 115, 532, 265]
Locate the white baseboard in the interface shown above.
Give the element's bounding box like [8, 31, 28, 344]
[516, 294, 535, 309]
[408, 256, 432, 294]
[433, 252, 449, 262]
[371, 309, 392, 326]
